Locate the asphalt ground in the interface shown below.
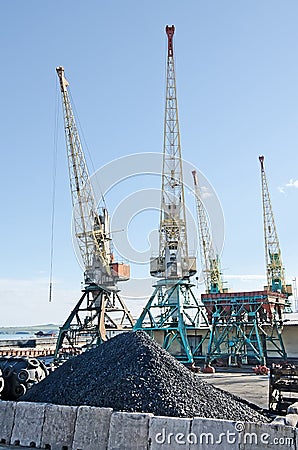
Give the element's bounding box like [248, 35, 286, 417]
[200, 372, 269, 410]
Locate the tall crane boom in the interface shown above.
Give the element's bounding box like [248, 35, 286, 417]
[199, 157, 289, 366]
[56, 66, 110, 284]
[192, 170, 223, 293]
[134, 25, 210, 365]
[259, 156, 292, 304]
[54, 67, 134, 359]
[150, 25, 196, 280]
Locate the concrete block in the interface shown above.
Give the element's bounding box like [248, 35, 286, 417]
[191, 417, 239, 449]
[0, 401, 16, 445]
[107, 411, 152, 450]
[287, 401, 298, 414]
[148, 415, 191, 450]
[72, 406, 113, 450]
[10, 401, 46, 448]
[41, 404, 78, 450]
[285, 414, 298, 427]
[241, 421, 296, 449]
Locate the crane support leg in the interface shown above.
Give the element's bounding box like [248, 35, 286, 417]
[54, 286, 134, 361]
[134, 279, 210, 364]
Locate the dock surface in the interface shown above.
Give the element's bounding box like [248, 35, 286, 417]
[202, 372, 269, 409]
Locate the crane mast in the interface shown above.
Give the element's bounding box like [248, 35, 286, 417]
[192, 170, 223, 293]
[54, 67, 134, 360]
[259, 156, 292, 306]
[134, 26, 209, 365]
[56, 67, 110, 285]
[150, 25, 196, 280]
[198, 157, 289, 366]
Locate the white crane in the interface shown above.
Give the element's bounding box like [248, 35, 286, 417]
[54, 67, 134, 360]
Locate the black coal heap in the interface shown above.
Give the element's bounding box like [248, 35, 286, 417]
[21, 331, 269, 422]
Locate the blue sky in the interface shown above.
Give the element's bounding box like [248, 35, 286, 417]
[1, 1, 298, 326]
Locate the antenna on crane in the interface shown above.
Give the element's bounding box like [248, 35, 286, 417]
[259, 155, 292, 311]
[192, 170, 224, 294]
[134, 26, 210, 364]
[54, 67, 134, 360]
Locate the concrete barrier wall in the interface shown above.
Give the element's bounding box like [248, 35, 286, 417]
[72, 406, 112, 450]
[11, 401, 47, 448]
[0, 400, 297, 449]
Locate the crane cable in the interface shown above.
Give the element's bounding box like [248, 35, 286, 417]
[49, 77, 60, 302]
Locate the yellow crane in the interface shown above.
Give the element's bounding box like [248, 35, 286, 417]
[259, 155, 292, 311]
[192, 170, 224, 294]
[134, 26, 209, 365]
[54, 67, 134, 360]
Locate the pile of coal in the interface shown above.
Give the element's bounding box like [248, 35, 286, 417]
[22, 331, 269, 422]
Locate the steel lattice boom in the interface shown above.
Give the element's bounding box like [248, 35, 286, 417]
[150, 26, 196, 280]
[259, 156, 292, 307]
[54, 67, 134, 360]
[192, 170, 223, 294]
[57, 67, 110, 284]
[134, 26, 209, 365]
[198, 156, 290, 366]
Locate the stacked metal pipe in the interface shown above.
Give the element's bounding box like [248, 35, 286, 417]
[0, 357, 48, 400]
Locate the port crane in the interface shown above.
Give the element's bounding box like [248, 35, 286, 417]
[199, 157, 290, 366]
[134, 26, 210, 364]
[192, 170, 224, 294]
[259, 156, 292, 311]
[54, 67, 134, 360]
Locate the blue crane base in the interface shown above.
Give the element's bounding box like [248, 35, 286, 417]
[133, 279, 210, 365]
[202, 290, 287, 366]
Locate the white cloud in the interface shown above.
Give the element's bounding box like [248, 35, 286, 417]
[286, 179, 298, 188]
[278, 178, 298, 193]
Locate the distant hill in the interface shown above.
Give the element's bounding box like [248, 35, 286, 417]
[0, 324, 59, 335]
